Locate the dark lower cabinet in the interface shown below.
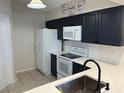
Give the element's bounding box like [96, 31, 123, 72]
[51, 54, 57, 78]
[73, 62, 90, 74]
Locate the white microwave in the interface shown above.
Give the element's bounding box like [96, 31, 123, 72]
[63, 26, 82, 41]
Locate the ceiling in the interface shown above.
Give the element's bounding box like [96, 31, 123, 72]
[16, 0, 71, 11]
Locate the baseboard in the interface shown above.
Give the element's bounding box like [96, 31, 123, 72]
[16, 67, 36, 73]
[44, 73, 51, 76]
[36, 68, 51, 76]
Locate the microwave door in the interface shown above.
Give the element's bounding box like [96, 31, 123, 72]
[63, 30, 75, 40]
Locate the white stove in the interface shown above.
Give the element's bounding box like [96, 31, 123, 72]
[57, 47, 88, 79]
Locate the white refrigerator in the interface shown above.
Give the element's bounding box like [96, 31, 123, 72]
[35, 28, 61, 76]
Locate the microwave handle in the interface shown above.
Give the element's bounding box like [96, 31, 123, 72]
[73, 30, 77, 40]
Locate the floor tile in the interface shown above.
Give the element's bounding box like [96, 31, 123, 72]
[0, 88, 8, 93]
[8, 80, 22, 90]
[0, 69, 56, 93]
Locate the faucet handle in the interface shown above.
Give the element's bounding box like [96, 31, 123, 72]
[105, 83, 110, 90]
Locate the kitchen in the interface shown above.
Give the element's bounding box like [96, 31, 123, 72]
[0, 0, 124, 93]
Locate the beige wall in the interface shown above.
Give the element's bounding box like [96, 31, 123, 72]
[0, 0, 12, 16]
[45, 0, 119, 21]
[12, 0, 46, 72]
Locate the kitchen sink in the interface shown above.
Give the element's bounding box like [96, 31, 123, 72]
[56, 75, 106, 93]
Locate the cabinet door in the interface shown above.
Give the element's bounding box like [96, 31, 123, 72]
[51, 54, 57, 78]
[82, 12, 99, 43]
[73, 62, 90, 74]
[57, 28, 63, 40]
[46, 21, 53, 28]
[63, 16, 77, 26]
[75, 14, 84, 26]
[57, 19, 64, 40]
[98, 7, 121, 46]
[46, 20, 59, 29]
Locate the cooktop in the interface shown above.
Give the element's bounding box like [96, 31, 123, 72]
[61, 53, 82, 59]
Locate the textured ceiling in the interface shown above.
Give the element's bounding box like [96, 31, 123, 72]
[15, 0, 71, 11]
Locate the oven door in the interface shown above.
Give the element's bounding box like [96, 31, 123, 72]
[57, 57, 72, 77]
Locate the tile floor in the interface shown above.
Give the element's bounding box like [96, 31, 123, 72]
[0, 69, 56, 93]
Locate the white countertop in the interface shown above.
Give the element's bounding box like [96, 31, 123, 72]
[24, 51, 124, 93]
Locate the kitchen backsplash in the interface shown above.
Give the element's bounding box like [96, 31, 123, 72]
[64, 41, 124, 65]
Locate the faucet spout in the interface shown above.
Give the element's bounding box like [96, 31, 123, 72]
[84, 59, 101, 93]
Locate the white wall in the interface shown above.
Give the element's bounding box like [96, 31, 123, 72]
[12, 0, 46, 72]
[45, 0, 119, 21]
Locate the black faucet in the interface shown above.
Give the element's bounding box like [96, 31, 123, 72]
[84, 59, 101, 93]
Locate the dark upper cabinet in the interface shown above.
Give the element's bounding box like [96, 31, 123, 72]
[63, 16, 76, 26]
[46, 19, 61, 29]
[75, 14, 84, 25]
[46, 21, 54, 28]
[82, 6, 124, 46]
[62, 15, 84, 26]
[46, 6, 124, 46]
[46, 20, 57, 28]
[98, 7, 122, 46]
[51, 54, 57, 78]
[82, 12, 99, 43]
[57, 28, 63, 40]
[56, 19, 64, 40]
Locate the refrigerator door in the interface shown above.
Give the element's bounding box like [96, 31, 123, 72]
[35, 28, 61, 75]
[44, 29, 61, 75]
